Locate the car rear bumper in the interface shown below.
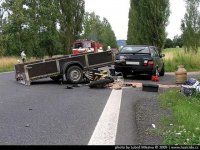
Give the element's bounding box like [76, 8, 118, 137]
[114, 64, 155, 75]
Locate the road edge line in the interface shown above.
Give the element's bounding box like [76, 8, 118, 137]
[88, 89, 122, 145]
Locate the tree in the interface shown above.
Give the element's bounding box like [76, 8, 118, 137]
[57, 0, 85, 54]
[82, 12, 117, 50]
[0, 6, 6, 55]
[0, 0, 85, 57]
[172, 35, 183, 48]
[1, 0, 26, 55]
[127, 0, 170, 53]
[99, 18, 118, 49]
[181, 0, 200, 53]
[164, 38, 173, 48]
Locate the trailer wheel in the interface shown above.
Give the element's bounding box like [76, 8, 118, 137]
[66, 66, 83, 84]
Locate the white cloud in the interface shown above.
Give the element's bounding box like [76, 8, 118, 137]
[85, 0, 186, 40]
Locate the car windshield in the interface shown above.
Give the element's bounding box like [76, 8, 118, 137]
[120, 46, 149, 54]
[74, 42, 91, 48]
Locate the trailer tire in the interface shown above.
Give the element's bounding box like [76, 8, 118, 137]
[66, 66, 83, 84]
[89, 78, 114, 88]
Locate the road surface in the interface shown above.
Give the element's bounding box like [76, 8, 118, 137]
[0, 71, 199, 145]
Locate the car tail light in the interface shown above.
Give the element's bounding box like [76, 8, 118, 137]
[144, 60, 154, 67]
[144, 60, 148, 66]
[148, 61, 154, 67]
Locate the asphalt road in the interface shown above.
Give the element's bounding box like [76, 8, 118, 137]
[0, 71, 199, 145]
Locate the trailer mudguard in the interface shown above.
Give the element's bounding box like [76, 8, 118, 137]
[62, 61, 84, 74]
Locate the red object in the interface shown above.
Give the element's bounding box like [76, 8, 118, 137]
[72, 49, 79, 55]
[151, 75, 160, 82]
[148, 61, 154, 67]
[72, 39, 103, 55]
[143, 60, 154, 67]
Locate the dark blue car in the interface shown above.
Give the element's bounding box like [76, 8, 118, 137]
[114, 45, 165, 78]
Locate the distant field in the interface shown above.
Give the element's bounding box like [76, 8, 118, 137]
[0, 57, 36, 73]
[163, 48, 200, 72]
[0, 49, 200, 73]
[0, 57, 18, 72]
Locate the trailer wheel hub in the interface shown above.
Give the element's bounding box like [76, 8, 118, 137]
[70, 70, 81, 82]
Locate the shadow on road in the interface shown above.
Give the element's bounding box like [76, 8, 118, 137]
[126, 74, 152, 81]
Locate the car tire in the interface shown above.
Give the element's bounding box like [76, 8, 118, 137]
[89, 78, 114, 88]
[159, 64, 165, 76]
[66, 66, 83, 84]
[122, 72, 128, 78]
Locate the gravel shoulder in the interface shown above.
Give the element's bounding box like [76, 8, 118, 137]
[134, 72, 200, 145]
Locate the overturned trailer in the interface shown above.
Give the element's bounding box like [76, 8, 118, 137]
[15, 51, 113, 85]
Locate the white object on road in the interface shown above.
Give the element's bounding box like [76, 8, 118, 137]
[88, 89, 122, 145]
[152, 124, 156, 128]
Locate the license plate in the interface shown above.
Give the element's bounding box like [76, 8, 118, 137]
[126, 61, 140, 65]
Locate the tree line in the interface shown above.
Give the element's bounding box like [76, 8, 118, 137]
[127, 0, 170, 53]
[0, 0, 199, 58]
[127, 0, 200, 54]
[0, 0, 117, 58]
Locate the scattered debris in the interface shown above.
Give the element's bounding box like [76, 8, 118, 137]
[73, 84, 80, 87]
[151, 75, 159, 82]
[132, 85, 136, 88]
[181, 78, 200, 96]
[142, 84, 159, 92]
[152, 66, 160, 82]
[66, 86, 74, 89]
[125, 83, 132, 87]
[112, 82, 122, 90]
[152, 124, 156, 128]
[88, 70, 114, 88]
[25, 124, 30, 127]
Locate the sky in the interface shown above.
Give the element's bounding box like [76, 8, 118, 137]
[85, 0, 186, 40]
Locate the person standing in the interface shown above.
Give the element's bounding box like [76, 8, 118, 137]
[21, 50, 26, 63]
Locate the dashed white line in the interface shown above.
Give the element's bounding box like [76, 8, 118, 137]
[88, 89, 122, 145]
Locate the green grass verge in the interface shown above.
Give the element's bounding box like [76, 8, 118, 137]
[158, 89, 200, 145]
[0, 57, 36, 73]
[163, 48, 200, 72]
[0, 66, 15, 73]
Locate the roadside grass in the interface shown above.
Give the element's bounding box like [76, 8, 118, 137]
[0, 57, 18, 72]
[157, 89, 200, 145]
[0, 57, 36, 73]
[163, 48, 200, 72]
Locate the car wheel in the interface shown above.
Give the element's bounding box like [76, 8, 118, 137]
[66, 66, 83, 84]
[89, 78, 114, 88]
[159, 64, 165, 76]
[122, 72, 128, 78]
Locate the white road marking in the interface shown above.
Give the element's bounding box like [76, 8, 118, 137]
[0, 71, 14, 75]
[88, 89, 122, 145]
